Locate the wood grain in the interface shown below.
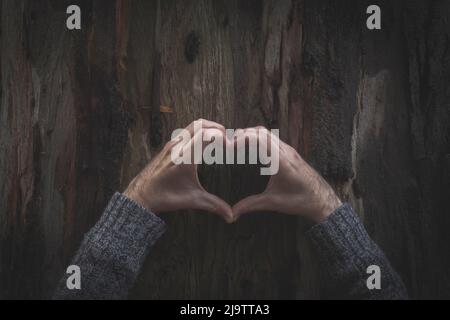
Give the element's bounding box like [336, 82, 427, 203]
[0, 0, 449, 299]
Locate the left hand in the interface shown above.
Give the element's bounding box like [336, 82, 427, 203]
[124, 119, 234, 223]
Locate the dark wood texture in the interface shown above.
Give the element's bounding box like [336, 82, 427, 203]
[0, 0, 449, 299]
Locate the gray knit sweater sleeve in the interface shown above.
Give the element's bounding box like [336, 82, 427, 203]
[53, 192, 166, 300]
[306, 203, 408, 299]
[54, 194, 406, 300]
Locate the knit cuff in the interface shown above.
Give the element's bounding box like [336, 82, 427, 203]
[306, 203, 380, 271]
[81, 192, 166, 275]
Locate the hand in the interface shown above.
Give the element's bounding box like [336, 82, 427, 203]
[232, 127, 342, 223]
[124, 119, 234, 223]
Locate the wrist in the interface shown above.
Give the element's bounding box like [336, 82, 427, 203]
[123, 184, 159, 214]
[311, 195, 342, 224]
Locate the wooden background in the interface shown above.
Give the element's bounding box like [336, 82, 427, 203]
[0, 0, 449, 299]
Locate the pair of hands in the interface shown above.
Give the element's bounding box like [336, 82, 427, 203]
[124, 120, 341, 224]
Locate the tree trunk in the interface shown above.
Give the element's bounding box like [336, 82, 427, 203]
[0, 0, 449, 299]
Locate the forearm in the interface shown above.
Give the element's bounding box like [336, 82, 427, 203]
[53, 193, 166, 300]
[307, 203, 408, 300]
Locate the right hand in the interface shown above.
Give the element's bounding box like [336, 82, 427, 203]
[232, 127, 342, 223]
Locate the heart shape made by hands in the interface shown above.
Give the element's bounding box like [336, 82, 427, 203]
[133, 120, 285, 223]
[127, 119, 340, 223]
[198, 162, 270, 211]
[191, 128, 273, 220]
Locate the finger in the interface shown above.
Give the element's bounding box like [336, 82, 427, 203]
[170, 119, 225, 151]
[197, 192, 234, 223]
[233, 127, 279, 149]
[233, 129, 258, 148]
[232, 193, 271, 220]
[233, 128, 281, 163]
[164, 134, 185, 153]
[185, 119, 226, 137]
[180, 127, 228, 162]
[180, 129, 205, 164]
[255, 128, 281, 155]
[203, 127, 227, 150]
[177, 130, 232, 222]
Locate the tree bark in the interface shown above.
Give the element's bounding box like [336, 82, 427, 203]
[0, 0, 449, 299]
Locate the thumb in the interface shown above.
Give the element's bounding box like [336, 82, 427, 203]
[198, 192, 234, 224]
[232, 193, 270, 221]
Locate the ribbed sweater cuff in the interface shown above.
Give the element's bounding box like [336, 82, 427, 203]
[306, 203, 382, 270]
[305, 203, 408, 300]
[84, 192, 166, 273]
